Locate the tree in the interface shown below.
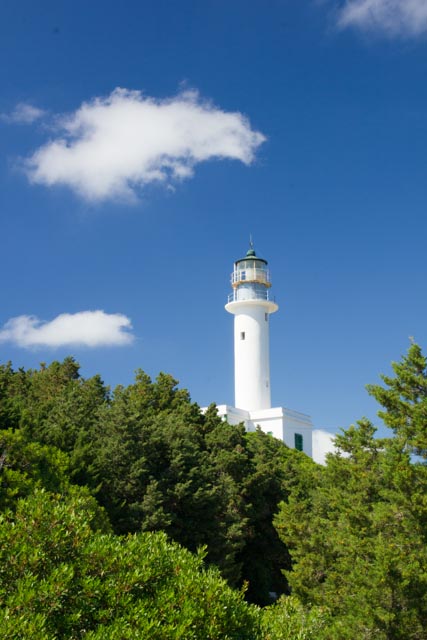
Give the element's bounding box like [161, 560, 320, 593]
[236, 430, 302, 605]
[275, 343, 427, 639]
[0, 359, 296, 602]
[0, 429, 69, 512]
[260, 596, 330, 640]
[366, 341, 427, 458]
[88, 392, 250, 587]
[0, 490, 260, 639]
[0, 358, 109, 484]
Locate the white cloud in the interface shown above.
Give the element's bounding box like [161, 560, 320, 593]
[0, 311, 134, 348]
[1, 103, 46, 124]
[24, 88, 266, 202]
[312, 429, 337, 465]
[337, 0, 427, 37]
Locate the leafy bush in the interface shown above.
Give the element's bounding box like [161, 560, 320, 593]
[0, 490, 260, 639]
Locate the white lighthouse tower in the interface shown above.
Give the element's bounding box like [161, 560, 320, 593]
[211, 242, 313, 457]
[225, 243, 278, 411]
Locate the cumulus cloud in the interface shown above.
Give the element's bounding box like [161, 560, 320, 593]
[1, 103, 46, 124]
[337, 0, 427, 37]
[312, 429, 337, 465]
[23, 88, 266, 202]
[0, 311, 134, 348]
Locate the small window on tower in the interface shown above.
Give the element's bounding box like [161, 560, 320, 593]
[265, 313, 268, 322]
[240, 332, 245, 340]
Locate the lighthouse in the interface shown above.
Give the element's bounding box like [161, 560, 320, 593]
[225, 243, 278, 411]
[205, 242, 313, 457]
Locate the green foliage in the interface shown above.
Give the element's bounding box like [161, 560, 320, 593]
[0, 429, 69, 510]
[75, 375, 295, 601]
[275, 343, 427, 639]
[260, 596, 330, 640]
[0, 358, 107, 475]
[366, 341, 427, 458]
[0, 426, 110, 532]
[0, 361, 29, 430]
[236, 430, 300, 604]
[4, 344, 427, 637]
[0, 359, 295, 603]
[0, 491, 260, 639]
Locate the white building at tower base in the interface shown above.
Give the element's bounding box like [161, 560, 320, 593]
[214, 404, 313, 457]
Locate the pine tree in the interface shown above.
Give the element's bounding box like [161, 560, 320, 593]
[275, 343, 427, 639]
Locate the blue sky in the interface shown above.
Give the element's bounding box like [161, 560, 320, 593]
[1, 0, 427, 437]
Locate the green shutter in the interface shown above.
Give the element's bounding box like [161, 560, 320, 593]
[294, 433, 303, 452]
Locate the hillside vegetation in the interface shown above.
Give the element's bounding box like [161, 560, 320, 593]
[1, 343, 426, 638]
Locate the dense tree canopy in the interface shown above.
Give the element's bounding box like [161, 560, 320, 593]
[0, 358, 295, 604]
[0, 490, 259, 639]
[0, 490, 328, 639]
[1, 343, 427, 638]
[275, 343, 427, 639]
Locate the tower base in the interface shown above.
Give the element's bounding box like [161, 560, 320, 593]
[211, 404, 313, 457]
